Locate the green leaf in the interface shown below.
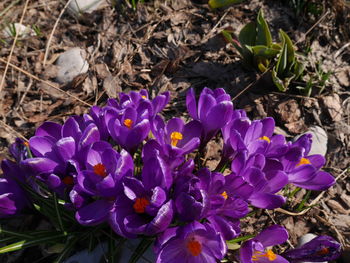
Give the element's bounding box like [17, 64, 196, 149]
[128, 238, 154, 263]
[53, 236, 79, 263]
[293, 60, 305, 80]
[275, 39, 288, 77]
[221, 30, 244, 56]
[251, 45, 280, 59]
[279, 30, 295, 71]
[238, 22, 257, 47]
[256, 9, 272, 47]
[208, 0, 244, 9]
[227, 234, 255, 243]
[0, 233, 67, 254]
[272, 68, 287, 92]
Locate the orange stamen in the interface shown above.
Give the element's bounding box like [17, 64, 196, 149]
[297, 157, 311, 167]
[133, 197, 150, 213]
[62, 176, 74, 185]
[221, 191, 228, 199]
[259, 136, 271, 143]
[317, 247, 330, 255]
[124, 119, 133, 129]
[187, 238, 202, 256]
[93, 163, 107, 178]
[23, 141, 30, 147]
[252, 249, 277, 261]
[170, 131, 183, 147]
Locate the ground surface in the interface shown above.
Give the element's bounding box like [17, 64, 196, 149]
[0, 0, 350, 262]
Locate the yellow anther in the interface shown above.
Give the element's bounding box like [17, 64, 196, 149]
[297, 157, 311, 167]
[221, 191, 228, 200]
[170, 131, 183, 147]
[141, 95, 147, 99]
[259, 136, 271, 143]
[252, 249, 277, 261]
[123, 119, 133, 129]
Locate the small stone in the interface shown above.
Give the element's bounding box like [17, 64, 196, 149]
[298, 234, 327, 263]
[321, 93, 343, 122]
[56, 48, 89, 84]
[68, 0, 108, 15]
[2, 23, 35, 38]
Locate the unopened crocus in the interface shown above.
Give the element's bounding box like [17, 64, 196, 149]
[186, 87, 233, 144]
[282, 235, 341, 262]
[154, 221, 227, 263]
[239, 225, 289, 263]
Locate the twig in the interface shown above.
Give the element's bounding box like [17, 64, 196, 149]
[0, 119, 28, 142]
[0, 57, 92, 107]
[231, 70, 269, 101]
[43, 0, 74, 66]
[275, 167, 349, 216]
[295, 11, 330, 45]
[201, 8, 230, 44]
[0, 0, 30, 96]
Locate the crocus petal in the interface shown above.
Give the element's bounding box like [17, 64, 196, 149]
[255, 225, 289, 247]
[186, 88, 198, 119]
[21, 157, 58, 174]
[29, 136, 55, 157]
[76, 199, 112, 225]
[288, 165, 317, 183]
[79, 124, 100, 149]
[35, 122, 62, 140]
[249, 192, 286, 209]
[293, 171, 335, 190]
[204, 101, 233, 131]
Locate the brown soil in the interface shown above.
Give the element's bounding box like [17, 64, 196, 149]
[0, 0, 349, 262]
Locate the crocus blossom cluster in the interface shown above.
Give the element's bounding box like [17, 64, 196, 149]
[0, 88, 341, 262]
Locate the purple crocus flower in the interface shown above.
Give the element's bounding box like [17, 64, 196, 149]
[228, 152, 287, 209]
[107, 90, 170, 118]
[186, 87, 233, 144]
[107, 105, 151, 154]
[223, 117, 288, 161]
[282, 235, 341, 262]
[149, 116, 202, 166]
[154, 221, 227, 263]
[74, 141, 133, 225]
[109, 176, 174, 238]
[21, 117, 100, 196]
[279, 143, 335, 191]
[196, 168, 249, 240]
[239, 225, 289, 263]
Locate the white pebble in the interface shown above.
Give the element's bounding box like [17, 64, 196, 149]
[2, 23, 35, 38]
[68, 0, 107, 15]
[56, 48, 89, 84]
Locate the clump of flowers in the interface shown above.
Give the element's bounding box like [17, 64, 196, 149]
[0, 88, 341, 262]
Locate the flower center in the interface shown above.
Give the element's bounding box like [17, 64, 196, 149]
[187, 238, 202, 256]
[124, 119, 133, 129]
[141, 95, 147, 99]
[317, 247, 330, 255]
[259, 136, 271, 143]
[252, 249, 277, 261]
[62, 176, 74, 185]
[23, 141, 30, 147]
[221, 191, 228, 199]
[297, 157, 311, 167]
[170, 131, 183, 147]
[93, 163, 107, 178]
[133, 197, 150, 213]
